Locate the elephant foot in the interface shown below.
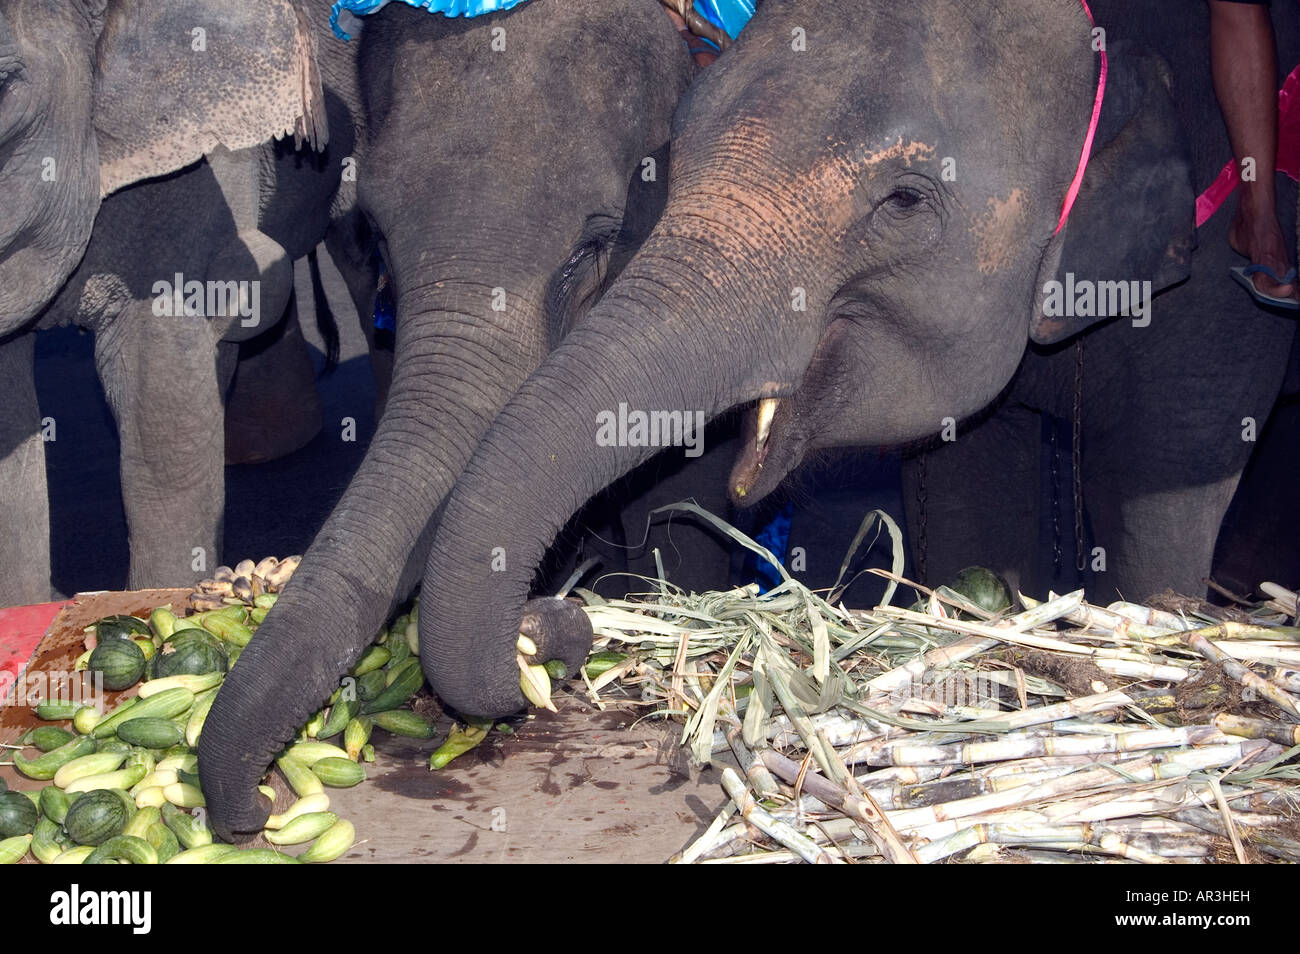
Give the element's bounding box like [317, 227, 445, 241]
[519, 597, 593, 678]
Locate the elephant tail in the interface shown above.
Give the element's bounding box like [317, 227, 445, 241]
[308, 246, 340, 376]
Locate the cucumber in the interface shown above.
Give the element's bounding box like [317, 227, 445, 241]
[31, 817, 66, 864]
[297, 819, 355, 864]
[144, 822, 180, 863]
[123, 805, 161, 840]
[85, 835, 158, 865]
[137, 672, 222, 697]
[214, 849, 302, 864]
[116, 717, 184, 749]
[93, 687, 195, 738]
[39, 786, 70, 825]
[160, 803, 212, 849]
[185, 687, 219, 748]
[52, 750, 128, 789]
[50, 846, 95, 864]
[310, 757, 366, 788]
[34, 700, 79, 721]
[73, 706, 102, 735]
[0, 834, 32, 864]
[26, 726, 75, 752]
[344, 717, 372, 760]
[371, 709, 435, 739]
[583, 651, 627, 679]
[354, 669, 386, 702]
[351, 646, 390, 677]
[360, 658, 423, 714]
[317, 699, 357, 739]
[287, 741, 349, 766]
[165, 844, 237, 864]
[149, 606, 178, 640]
[276, 755, 324, 798]
[63, 763, 149, 794]
[264, 811, 338, 846]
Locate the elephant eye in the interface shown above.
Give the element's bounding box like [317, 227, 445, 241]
[885, 187, 925, 210]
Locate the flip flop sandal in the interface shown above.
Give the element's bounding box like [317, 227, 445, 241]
[1230, 264, 1300, 311]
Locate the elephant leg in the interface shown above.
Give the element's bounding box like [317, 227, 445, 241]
[0, 333, 52, 606]
[902, 403, 1047, 600]
[223, 291, 324, 465]
[94, 305, 225, 589]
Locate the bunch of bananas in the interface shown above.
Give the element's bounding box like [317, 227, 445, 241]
[190, 556, 301, 612]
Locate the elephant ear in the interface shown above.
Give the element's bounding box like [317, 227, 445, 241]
[93, 0, 327, 198]
[1030, 44, 1196, 345]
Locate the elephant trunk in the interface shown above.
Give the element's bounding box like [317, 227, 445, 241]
[420, 233, 804, 718]
[200, 263, 544, 837]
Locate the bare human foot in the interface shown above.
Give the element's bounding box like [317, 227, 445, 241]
[1229, 196, 1296, 301]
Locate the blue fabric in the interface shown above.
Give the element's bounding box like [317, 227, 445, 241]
[693, 0, 755, 40]
[331, 0, 534, 41]
[373, 252, 396, 331]
[743, 500, 793, 594]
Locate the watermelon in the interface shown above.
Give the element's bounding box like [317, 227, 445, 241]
[152, 630, 228, 679]
[946, 566, 1014, 615]
[0, 791, 38, 837]
[91, 614, 152, 641]
[88, 638, 147, 691]
[63, 789, 131, 846]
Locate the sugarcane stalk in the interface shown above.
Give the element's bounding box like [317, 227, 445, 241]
[671, 803, 738, 865]
[1213, 712, 1300, 747]
[719, 767, 840, 864]
[1184, 627, 1300, 718]
[759, 749, 918, 863]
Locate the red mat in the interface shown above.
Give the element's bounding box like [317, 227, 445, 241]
[0, 601, 73, 693]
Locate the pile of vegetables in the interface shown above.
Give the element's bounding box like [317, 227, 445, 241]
[0, 557, 458, 865]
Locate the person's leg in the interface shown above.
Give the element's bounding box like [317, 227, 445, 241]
[1210, 0, 1294, 299]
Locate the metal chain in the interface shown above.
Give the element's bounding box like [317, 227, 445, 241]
[1050, 421, 1062, 577]
[916, 454, 928, 584]
[1073, 337, 1087, 573]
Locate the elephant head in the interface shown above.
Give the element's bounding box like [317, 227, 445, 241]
[199, 0, 694, 837]
[417, 0, 1196, 718]
[0, 0, 324, 334]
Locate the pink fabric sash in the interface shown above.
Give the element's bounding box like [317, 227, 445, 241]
[1196, 61, 1300, 228]
[1056, 0, 1109, 234]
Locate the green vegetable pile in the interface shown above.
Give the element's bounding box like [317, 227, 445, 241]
[0, 571, 452, 865]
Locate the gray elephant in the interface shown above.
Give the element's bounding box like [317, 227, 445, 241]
[398, 0, 1297, 726]
[0, 0, 372, 605]
[199, 0, 696, 837]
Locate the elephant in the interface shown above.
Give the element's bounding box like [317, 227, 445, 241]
[0, 0, 374, 605]
[406, 0, 1299, 725]
[199, 0, 697, 837]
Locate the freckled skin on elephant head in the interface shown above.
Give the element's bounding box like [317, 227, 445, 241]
[198, 0, 694, 838]
[417, 0, 1216, 721]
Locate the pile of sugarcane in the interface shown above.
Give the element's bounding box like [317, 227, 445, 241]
[575, 505, 1300, 864]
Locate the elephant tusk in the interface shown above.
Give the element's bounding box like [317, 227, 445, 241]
[756, 397, 779, 449]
